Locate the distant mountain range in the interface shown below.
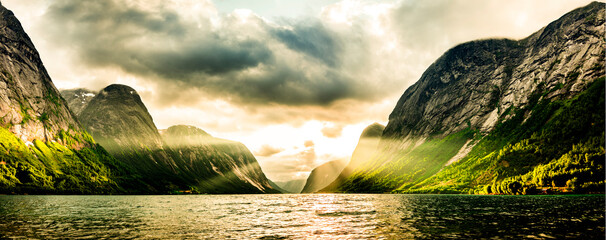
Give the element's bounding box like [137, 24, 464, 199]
[274, 179, 307, 193]
[61, 84, 278, 194]
[0, 1, 277, 194]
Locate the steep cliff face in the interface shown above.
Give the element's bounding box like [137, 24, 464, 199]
[162, 125, 278, 193]
[384, 2, 604, 142]
[0, 5, 83, 143]
[69, 86, 277, 193]
[319, 123, 384, 193]
[338, 2, 605, 194]
[0, 4, 137, 194]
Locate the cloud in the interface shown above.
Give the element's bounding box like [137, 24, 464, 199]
[38, 0, 399, 107]
[254, 144, 284, 157]
[14, 0, 594, 108]
[256, 140, 318, 181]
[300, 140, 317, 166]
[271, 20, 342, 67]
[44, 0, 273, 78]
[321, 124, 343, 138]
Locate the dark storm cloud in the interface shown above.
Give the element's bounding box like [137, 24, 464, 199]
[208, 65, 360, 105]
[271, 21, 342, 67]
[139, 40, 273, 77]
[45, 0, 273, 78]
[50, 1, 186, 35]
[41, 0, 387, 107]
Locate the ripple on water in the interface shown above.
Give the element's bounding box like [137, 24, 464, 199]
[0, 194, 603, 239]
[315, 210, 377, 217]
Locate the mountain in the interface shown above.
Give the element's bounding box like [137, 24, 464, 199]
[78, 84, 166, 152]
[268, 180, 288, 193]
[0, 3, 138, 194]
[76, 84, 182, 192]
[60, 89, 97, 116]
[161, 125, 277, 193]
[69, 85, 278, 193]
[336, 2, 605, 194]
[274, 179, 307, 193]
[319, 123, 384, 193]
[300, 159, 347, 193]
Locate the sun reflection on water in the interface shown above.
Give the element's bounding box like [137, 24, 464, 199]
[0, 194, 603, 239]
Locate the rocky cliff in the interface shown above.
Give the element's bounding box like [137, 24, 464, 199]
[0, 3, 138, 194]
[68, 85, 277, 193]
[337, 2, 605, 194]
[384, 2, 604, 141]
[0, 4, 82, 143]
[319, 123, 384, 193]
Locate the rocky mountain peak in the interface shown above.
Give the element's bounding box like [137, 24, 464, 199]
[78, 84, 163, 150]
[97, 84, 148, 109]
[0, 3, 85, 145]
[100, 84, 138, 95]
[383, 1, 605, 141]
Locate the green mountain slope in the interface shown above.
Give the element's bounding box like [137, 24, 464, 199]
[336, 2, 605, 194]
[319, 123, 384, 193]
[0, 3, 142, 194]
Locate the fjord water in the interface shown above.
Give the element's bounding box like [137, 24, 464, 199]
[0, 194, 603, 239]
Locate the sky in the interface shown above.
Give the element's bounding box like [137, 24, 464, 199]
[3, 0, 595, 182]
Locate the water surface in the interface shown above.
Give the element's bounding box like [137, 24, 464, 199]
[0, 194, 603, 239]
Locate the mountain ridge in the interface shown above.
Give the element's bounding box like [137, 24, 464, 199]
[65, 85, 278, 194]
[335, 1, 605, 194]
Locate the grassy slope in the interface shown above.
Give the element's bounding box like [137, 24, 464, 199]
[338, 77, 604, 194]
[338, 129, 475, 193]
[0, 127, 145, 194]
[403, 77, 605, 194]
